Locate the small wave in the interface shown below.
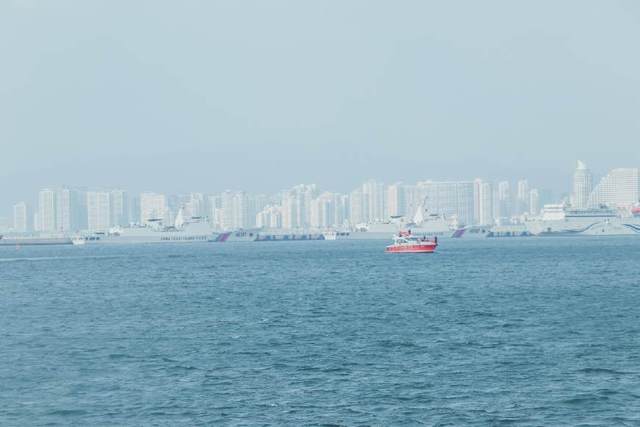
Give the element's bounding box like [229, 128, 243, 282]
[577, 367, 629, 375]
[47, 409, 88, 416]
[0, 255, 128, 263]
[562, 394, 609, 405]
[108, 353, 135, 360]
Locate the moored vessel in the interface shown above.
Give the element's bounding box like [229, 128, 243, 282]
[525, 204, 640, 236]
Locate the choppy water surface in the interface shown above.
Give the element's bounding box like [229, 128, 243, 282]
[1, 238, 640, 425]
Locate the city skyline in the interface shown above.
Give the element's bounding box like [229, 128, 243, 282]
[4, 161, 640, 234]
[1, 157, 634, 211]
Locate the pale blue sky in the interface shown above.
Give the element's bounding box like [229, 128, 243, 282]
[1, 0, 639, 211]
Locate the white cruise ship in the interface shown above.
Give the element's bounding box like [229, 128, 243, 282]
[525, 204, 640, 236]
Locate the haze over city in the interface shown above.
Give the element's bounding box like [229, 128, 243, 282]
[2, 1, 640, 212]
[5, 2, 640, 426]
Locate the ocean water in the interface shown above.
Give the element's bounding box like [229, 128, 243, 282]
[1, 237, 640, 426]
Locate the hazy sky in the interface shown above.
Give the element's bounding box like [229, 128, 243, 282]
[1, 0, 639, 212]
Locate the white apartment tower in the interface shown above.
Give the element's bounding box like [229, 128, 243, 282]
[572, 161, 592, 209]
[362, 180, 385, 222]
[386, 183, 405, 217]
[87, 191, 111, 231]
[473, 179, 494, 226]
[516, 179, 530, 215]
[496, 181, 511, 222]
[110, 190, 128, 227]
[56, 188, 73, 232]
[38, 188, 57, 232]
[529, 189, 540, 216]
[13, 202, 28, 232]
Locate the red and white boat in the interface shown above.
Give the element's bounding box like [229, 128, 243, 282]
[385, 231, 438, 253]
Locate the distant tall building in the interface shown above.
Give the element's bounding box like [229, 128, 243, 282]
[38, 188, 57, 232]
[129, 195, 141, 226]
[496, 181, 511, 222]
[333, 194, 349, 228]
[588, 168, 640, 208]
[529, 189, 540, 216]
[219, 191, 236, 230]
[87, 191, 111, 231]
[516, 179, 530, 215]
[110, 190, 128, 227]
[232, 191, 249, 229]
[256, 205, 282, 229]
[55, 188, 84, 232]
[310, 192, 338, 229]
[218, 190, 255, 230]
[473, 179, 493, 226]
[140, 192, 167, 225]
[56, 188, 72, 232]
[386, 183, 405, 217]
[279, 185, 316, 229]
[572, 161, 592, 209]
[362, 180, 385, 222]
[13, 202, 28, 232]
[207, 194, 221, 228]
[348, 188, 366, 225]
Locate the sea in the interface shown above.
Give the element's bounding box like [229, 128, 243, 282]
[1, 237, 640, 426]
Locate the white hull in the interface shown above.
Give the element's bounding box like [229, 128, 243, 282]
[78, 222, 216, 245]
[526, 219, 640, 236]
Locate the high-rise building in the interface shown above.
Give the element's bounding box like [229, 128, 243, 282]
[335, 194, 350, 228]
[207, 194, 221, 228]
[473, 179, 493, 226]
[516, 179, 530, 215]
[386, 183, 406, 217]
[218, 190, 254, 229]
[416, 181, 475, 225]
[38, 188, 57, 232]
[588, 168, 640, 208]
[232, 191, 249, 229]
[572, 160, 592, 209]
[55, 188, 84, 232]
[140, 192, 167, 225]
[13, 202, 28, 232]
[278, 185, 316, 230]
[495, 181, 511, 222]
[256, 205, 282, 229]
[56, 188, 72, 232]
[310, 192, 337, 229]
[362, 180, 385, 222]
[219, 191, 235, 230]
[110, 190, 128, 227]
[529, 189, 540, 216]
[348, 188, 366, 225]
[87, 191, 111, 231]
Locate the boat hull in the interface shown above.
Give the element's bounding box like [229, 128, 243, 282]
[385, 243, 437, 253]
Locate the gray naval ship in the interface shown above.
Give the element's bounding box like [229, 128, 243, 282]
[347, 199, 460, 240]
[73, 209, 217, 245]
